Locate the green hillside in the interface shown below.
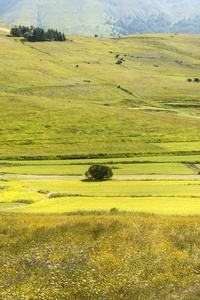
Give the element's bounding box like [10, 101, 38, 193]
[0, 32, 200, 159]
[0, 23, 11, 34]
[0, 0, 200, 36]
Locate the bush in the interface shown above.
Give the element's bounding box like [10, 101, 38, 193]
[12, 199, 34, 204]
[85, 165, 113, 181]
[38, 190, 49, 194]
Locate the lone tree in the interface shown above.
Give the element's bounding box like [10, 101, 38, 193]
[85, 165, 113, 181]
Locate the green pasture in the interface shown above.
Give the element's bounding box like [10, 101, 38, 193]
[0, 161, 196, 176]
[2, 154, 200, 165]
[0, 33, 200, 157]
[0, 202, 26, 211]
[0, 32, 200, 216]
[1, 31, 200, 300]
[112, 163, 195, 175]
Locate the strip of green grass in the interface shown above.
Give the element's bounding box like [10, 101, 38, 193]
[0, 162, 195, 176]
[2, 154, 200, 165]
[0, 202, 27, 210]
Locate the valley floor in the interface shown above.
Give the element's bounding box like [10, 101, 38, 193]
[1, 155, 200, 215]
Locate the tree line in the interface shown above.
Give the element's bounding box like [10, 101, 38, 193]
[10, 25, 66, 42]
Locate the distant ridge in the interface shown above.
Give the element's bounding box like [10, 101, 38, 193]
[0, 0, 199, 36]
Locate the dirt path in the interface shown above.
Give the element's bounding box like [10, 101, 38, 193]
[6, 174, 200, 181]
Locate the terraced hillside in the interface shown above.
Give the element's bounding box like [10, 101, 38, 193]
[0, 32, 200, 158]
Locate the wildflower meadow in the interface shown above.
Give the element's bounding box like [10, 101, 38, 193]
[1, 213, 200, 299]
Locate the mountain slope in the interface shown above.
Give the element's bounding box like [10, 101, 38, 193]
[0, 33, 200, 158]
[0, 0, 199, 36]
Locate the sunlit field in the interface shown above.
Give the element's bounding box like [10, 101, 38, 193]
[1, 156, 200, 215]
[1, 213, 200, 299]
[0, 33, 200, 158]
[1, 31, 200, 299]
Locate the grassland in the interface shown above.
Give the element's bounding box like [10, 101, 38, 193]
[0, 23, 11, 34]
[1, 156, 200, 215]
[2, 213, 200, 299]
[0, 33, 200, 158]
[1, 32, 200, 299]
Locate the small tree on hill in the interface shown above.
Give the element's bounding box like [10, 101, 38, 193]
[11, 26, 22, 37]
[85, 165, 113, 181]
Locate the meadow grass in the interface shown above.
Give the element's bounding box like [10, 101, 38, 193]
[0, 33, 200, 157]
[0, 202, 27, 210]
[0, 162, 196, 176]
[2, 154, 200, 165]
[1, 31, 200, 299]
[1, 213, 200, 299]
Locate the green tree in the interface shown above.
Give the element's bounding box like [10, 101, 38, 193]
[33, 27, 46, 41]
[10, 26, 22, 37]
[10, 25, 66, 42]
[46, 29, 54, 40]
[23, 31, 31, 40]
[85, 165, 113, 181]
[19, 25, 31, 35]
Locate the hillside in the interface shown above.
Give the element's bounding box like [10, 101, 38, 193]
[0, 32, 200, 158]
[0, 23, 11, 34]
[0, 0, 199, 36]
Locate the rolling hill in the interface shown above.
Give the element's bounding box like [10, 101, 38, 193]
[0, 32, 200, 158]
[0, 0, 199, 36]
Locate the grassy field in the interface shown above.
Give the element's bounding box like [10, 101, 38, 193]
[0, 157, 200, 215]
[1, 31, 200, 299]
[1, 213, 200, 299]
[0, 33, 200, 158]
[6, 195, 200, 216]
[0, 161, 196, 176]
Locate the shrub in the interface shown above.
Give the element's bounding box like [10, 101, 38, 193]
[110, 207, 118, 214]
[85, 165, 113, 181]
[38, 190, 49, 194]
[12, 199, 34, 204]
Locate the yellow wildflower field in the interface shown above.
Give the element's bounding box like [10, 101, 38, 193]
[1, 213, 200, 299]
[1, 179, 200, 215]
[9, 196, 200, 216]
